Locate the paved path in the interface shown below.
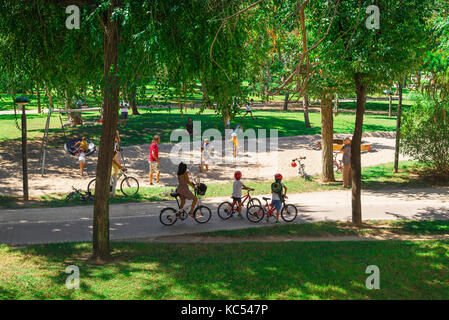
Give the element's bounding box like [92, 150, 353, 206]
[1, 187, 448, 245]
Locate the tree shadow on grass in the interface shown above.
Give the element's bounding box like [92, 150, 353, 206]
[1, 240, 448, 299]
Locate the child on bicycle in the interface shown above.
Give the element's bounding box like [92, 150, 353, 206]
[271, 173, 288, 224]
[232, 171, 254, 219]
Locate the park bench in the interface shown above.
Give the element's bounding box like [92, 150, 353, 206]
[316, 139, 371, 152]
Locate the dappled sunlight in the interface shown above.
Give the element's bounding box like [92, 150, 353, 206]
[1, 239, 449, 300]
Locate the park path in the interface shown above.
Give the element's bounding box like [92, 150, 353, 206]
[0, 131, 409, 196]
[0, 187, 448, 245]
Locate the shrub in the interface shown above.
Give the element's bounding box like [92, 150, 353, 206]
[401, 99, 449, 174]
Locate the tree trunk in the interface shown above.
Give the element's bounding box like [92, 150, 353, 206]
[92, 0, 120, 262]
[333, 93, 338, 116]
[283, 91, 289, 111]
[45, 84, 54, 110]
[351, 74, 368, 227]
[36, 85, 41, 114]
[394, 81, 403, 173]
[65, 89, 82, 126]
[299, 3, 311, 128]
[11, 88, 16, 106]
[320, 92, 335, 182]
[303, 92, 311, 128]
[128, 87, 140, 115]
[388, 94, 392, 117]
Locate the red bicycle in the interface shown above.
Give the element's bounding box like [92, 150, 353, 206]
[247, 196, 298, 223]
[217, 189, 261, 220]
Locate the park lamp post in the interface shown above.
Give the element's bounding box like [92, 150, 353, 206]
[15, 96, 31, 201]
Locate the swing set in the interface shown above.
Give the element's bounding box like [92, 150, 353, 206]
[40, 105, 101, 176]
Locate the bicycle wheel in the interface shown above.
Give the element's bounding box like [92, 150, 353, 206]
[217, 201, 234, 220]
[160, 207, 178, 226]
[121, 176, 139, 196]
[281, 204, 298, 222]
[87, 178, 96, 194]
[247, 205, 264, 222]
[194, 205, 212, 224]
[246, 197, 261, 211]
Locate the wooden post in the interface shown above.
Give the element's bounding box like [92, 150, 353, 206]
[21, 105, 28, 201]
[388, 94, 392, 117]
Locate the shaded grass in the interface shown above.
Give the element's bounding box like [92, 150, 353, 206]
[195, 220, 449, 238]
[0, 240, 448, 299]
[0, 161, 442, 209]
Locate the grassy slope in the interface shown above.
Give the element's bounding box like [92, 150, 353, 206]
[0, 108, 397, 146]
[0, 240, 448, 299]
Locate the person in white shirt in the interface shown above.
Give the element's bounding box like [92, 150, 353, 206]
[200, 139, 214, 173]
[120, 101, 130, 127]
[242, 99, 255, 120]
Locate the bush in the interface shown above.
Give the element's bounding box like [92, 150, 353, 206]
[401, 99, 449, 174]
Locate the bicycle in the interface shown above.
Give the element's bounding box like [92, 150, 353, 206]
[87, 169, 139, 196]
[291, 156, 312, 180]
[333, 151, 343, 173]
[247, 196, 298, 223]
[159, 182, 212, 226]
[217, 189, 261, 220]
[65, 186, 94, 202]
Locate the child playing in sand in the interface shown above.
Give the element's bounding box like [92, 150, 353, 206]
[230, 125, 241, 158]
[232, 171, 254, 219]
[73, 137, 88, 176]
[199, 139, 213, 173]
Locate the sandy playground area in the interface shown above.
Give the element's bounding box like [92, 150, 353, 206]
[0, 130, 411, 197]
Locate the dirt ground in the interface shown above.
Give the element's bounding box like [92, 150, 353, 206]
[0, 131, 410, 197]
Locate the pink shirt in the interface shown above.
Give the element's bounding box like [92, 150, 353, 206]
[149, 142, 158, 162]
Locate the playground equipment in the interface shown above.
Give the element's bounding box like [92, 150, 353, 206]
[64, 138, 96, 156]
[40, 105, 102, 176]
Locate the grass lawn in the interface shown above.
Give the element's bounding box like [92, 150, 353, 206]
[0, 240, 448, 299]
[196, 220, 449, 238]
[0, 161, 443, 209]
[0, 108, 397, 147]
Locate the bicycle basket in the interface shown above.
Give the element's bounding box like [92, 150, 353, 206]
[196, 183, 207, 195]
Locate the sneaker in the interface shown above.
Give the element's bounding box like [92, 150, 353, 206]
[275, 220, 280, 224]
[237, 213, 243, 219]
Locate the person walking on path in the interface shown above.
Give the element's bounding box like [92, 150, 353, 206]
[185, 118, 194, 138]
[119, 101, 130, 127]
[242, 99, 255, 120]
[149, 135, 161, 185]
[341, 138, 352, 188]
[176, 162, 198, 217]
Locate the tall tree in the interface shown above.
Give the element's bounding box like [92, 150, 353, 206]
[317, 0, 432, 226]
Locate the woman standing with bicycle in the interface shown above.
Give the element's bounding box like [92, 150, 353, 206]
[111, 150, 127, 198]
[176, 162, 197, 217]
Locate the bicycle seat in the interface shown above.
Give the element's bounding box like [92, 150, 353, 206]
[170, 192, 180, 198]
[263, 197, 271, 201]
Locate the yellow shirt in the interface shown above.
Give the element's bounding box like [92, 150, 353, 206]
[112, 161, 120, 177]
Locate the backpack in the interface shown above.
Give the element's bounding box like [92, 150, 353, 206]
[271, 181, 283, 200]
